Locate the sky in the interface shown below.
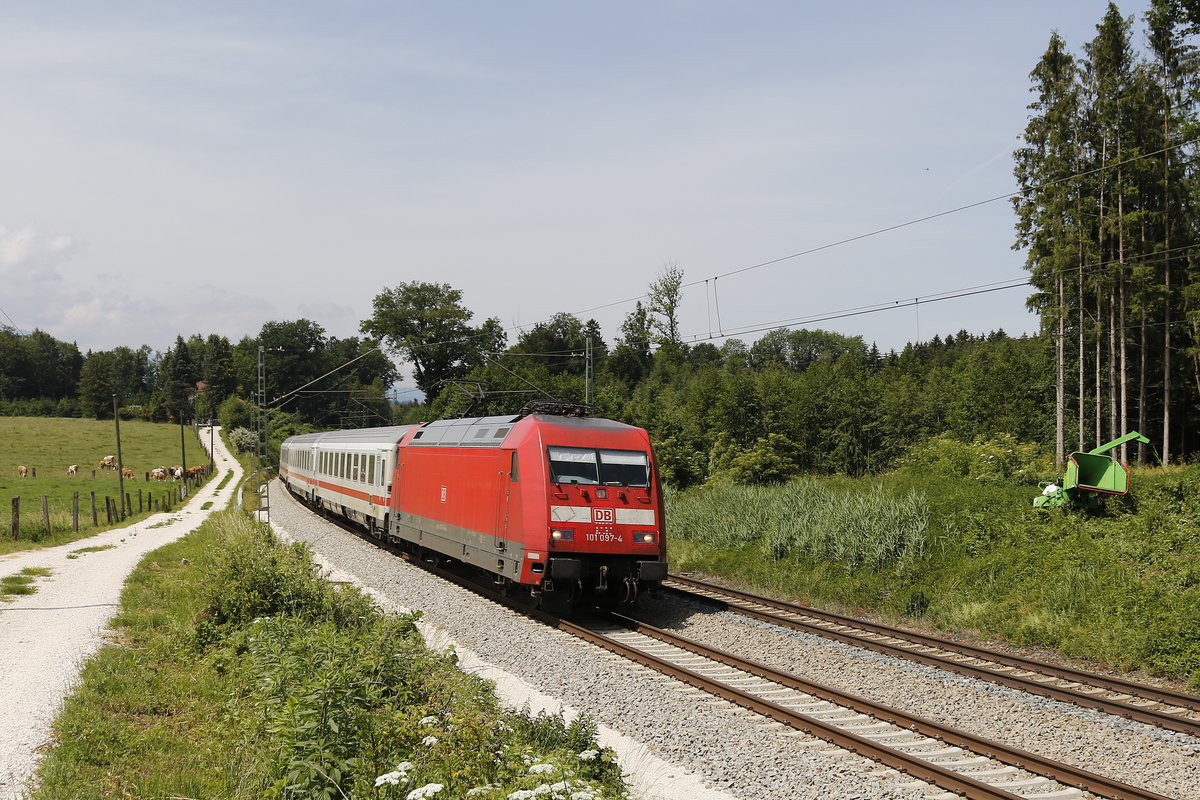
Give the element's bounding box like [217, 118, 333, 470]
[0, 0, 1171, 371]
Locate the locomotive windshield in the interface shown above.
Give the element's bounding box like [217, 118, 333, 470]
[548, 446, 650, 487]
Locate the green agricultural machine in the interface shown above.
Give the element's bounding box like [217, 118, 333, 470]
[1034, 431, 1150, 510]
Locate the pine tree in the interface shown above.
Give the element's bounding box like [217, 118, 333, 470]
[1014, 31, 1082, 465]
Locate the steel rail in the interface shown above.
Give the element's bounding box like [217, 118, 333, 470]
[554, 613, 1028, 800]
[595, 611, 1175, 800]
[664, 574, 1200, 736]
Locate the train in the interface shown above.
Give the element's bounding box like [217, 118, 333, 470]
[278, 404, 668, 606]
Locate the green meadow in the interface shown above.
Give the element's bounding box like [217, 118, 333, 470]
[0, 416, 209, 551]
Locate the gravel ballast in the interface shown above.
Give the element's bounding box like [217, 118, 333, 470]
[0, 429, 242, 800]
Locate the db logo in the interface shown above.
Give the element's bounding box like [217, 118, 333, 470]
[592, 507, 615, 524]
[440, 486, 447, 503]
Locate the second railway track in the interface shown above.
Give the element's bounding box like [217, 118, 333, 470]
[663, 574, 1200, 737]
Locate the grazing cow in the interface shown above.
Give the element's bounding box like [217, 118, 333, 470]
[187, 465, 205, 479]
[150, 467, 167, 481]
[98, 455, 115, 470]
[121, 468, 135, 480]
[67, 464, 78, 476]
[16, 465, 28, 478]
[170, 465, 183, 481]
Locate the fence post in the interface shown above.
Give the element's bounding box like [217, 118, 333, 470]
[138, 489, 143, 513]
[10, 497, 18, 539]
[105, 497, 113, 524]
[31, 467, 36, 478]
[42, 496, 50, 538]
[90, 492, 98, 526]
[73, 492, 79, 532]
[125, 494, 131, 520]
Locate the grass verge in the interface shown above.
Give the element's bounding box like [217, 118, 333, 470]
[1, 567, 52, 600]
[29, 510, 629, 800]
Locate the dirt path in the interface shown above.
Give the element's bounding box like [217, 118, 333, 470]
[0, 427, 243, 800]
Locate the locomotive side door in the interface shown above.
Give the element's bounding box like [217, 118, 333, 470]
[494, 450, 516, 552]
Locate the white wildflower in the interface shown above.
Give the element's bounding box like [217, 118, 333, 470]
[466, 786, 496, 797]
[396, 761, 416, 773]
[421, 735, 439, 747]
[576, 749, 599, 761]
[570, 792, 597, 800]
[532, 785, 554, 797]
[375, 771, 403, 787]
[406, 784, 444, 800]
[507, 791, 536, 800]
[419, 715, 439, 726]
[528, 763, 556, 775]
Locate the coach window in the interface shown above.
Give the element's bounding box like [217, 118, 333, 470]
[368, 455, 375, 485]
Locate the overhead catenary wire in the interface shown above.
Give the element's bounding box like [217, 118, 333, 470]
[683, 242, 1200, 344]
[371, 136, 1200, 369]
[0, 305, 25, 335]
[559, 135, 1200, 323]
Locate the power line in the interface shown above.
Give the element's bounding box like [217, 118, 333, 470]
[0, 305, 25, 335]
[679, 242, 1200, 345]
[381, 137, 1200, 368]
[559, 135, 1200, 326]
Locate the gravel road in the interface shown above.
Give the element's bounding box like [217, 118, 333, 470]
[0, 428, 242, 800]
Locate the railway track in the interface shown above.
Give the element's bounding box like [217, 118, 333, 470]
[563, 611, 1178, 800]
[375, 552, 1175, 799]
[287, 497, 1185, 800]
[661, 574, 1200, 738]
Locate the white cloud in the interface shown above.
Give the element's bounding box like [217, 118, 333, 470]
[0, 224, 74, 285]
[0, 225, 37, 268]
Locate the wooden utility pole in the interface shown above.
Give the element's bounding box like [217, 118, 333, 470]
[113, 395, 126, 518]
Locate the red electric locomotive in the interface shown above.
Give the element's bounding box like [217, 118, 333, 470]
[280, 405, 667, 606]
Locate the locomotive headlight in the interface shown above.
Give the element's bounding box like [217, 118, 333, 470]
[550, 528, 575, 541]
[633, 531, 658, 545]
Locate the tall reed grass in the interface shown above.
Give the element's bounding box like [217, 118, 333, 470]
[667, 479, 929, 570]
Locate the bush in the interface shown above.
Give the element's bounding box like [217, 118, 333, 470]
[219, 395, 256, 432]
[897, 433, 1055, 486]
[228, 426, 257, 454]
[118, 404, 148, 420]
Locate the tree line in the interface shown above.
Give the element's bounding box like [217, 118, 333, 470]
[0, 275, 1065, 490]
[1014, 0, 1200, 465]
[0, 321, 395, 433]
